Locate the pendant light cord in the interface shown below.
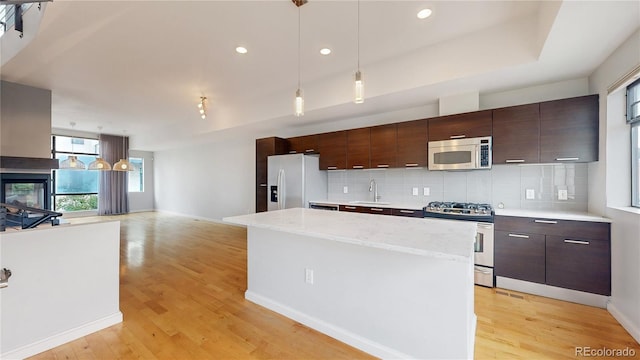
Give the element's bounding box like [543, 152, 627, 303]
[357, 0, 360, 71]
[298, 6, 301, 90]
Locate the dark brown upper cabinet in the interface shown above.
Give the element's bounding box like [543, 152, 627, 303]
[317, 131, 347, 170]
[347, 128, 371, 169]
[396, 119, 428, 168]
[492, 103, 540, 164]
[428, 110, 492, 142]
[539, 95, 599, 163]
[370, 124, 397, 169]
[255, 137, 288, 213]
[287, 134, 319, 154]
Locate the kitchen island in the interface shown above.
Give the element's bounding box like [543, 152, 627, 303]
[224, 208, 477, 359]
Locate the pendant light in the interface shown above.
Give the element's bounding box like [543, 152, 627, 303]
[354, 0, 364, 104]
[88, 127, 112, 171]
[294, 0, 305, 116]
[113, 131, 133, 172]
[59, 122, 87, 170]
[198, 96, 207, 120]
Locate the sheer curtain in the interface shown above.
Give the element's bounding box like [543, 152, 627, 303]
[98, 134, 129, 215]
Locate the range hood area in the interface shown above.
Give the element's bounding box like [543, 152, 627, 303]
[0, 81, 55, 172]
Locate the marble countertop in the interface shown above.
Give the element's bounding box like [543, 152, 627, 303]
[309, 200, 424, 211]
[223, 208, 476, 261]
[495, 208, 611, 223]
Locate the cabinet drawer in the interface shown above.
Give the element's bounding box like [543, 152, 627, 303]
[365, 207, 393, 215]
[494, 216, 610, 241]
[546, 235, 611, 295]
[391, 208, 423, 218]
[339, 205, 366, 213]
[494, 231, 546, 284]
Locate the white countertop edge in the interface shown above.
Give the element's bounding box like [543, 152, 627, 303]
[224, 216, 469, 262]
[222, 209, 473, 262]
[495, 209, 611, 223]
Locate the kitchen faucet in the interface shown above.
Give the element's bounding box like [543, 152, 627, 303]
[369, 179, 380, 203]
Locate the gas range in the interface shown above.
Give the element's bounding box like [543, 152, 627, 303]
[423, 201, 494, 223]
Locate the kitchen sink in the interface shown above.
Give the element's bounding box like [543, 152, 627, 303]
[349, 201, 391, 205]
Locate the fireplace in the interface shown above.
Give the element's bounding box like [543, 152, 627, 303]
[1, 173, 51, 210]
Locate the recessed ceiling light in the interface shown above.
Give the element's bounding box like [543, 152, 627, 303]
[235, 46, 248, 54]
[320, 48, 331, 55]
[417, 8, 432, 20]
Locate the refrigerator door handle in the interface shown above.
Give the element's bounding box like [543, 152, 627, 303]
[276, 169, 282, 210]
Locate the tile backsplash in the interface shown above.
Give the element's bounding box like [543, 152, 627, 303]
[327, 164, 588, 211]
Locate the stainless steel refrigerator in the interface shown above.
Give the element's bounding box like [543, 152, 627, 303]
[267, 154, 327, 211]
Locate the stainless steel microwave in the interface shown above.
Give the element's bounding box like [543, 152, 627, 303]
[428, 136, 492, 170]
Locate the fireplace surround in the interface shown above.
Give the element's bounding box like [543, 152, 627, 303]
[1, 173, 51, 210]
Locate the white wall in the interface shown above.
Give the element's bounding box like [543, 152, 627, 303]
[0, 221, 122, 359]
[129, 149, 154, 212]
[154, 136, 255, 220]
[588, 28, 640, 343]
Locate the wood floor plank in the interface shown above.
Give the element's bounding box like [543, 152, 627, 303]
[25, 212, 639, 359]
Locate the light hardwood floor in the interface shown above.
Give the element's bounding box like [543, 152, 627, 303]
[29, 212, 638, 360]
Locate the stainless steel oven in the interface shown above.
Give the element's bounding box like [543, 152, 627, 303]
[423, 202, 495, 287]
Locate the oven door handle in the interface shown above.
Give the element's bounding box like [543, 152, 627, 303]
[474, 268, 492, 275]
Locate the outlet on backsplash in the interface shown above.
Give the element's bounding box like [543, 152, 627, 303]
[525, 189, 535, 200]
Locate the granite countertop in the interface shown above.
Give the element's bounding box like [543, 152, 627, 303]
[223, 208, 476, 261]
[495, 208, 611, 223]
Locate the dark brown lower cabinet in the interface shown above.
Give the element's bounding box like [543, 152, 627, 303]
[391, 208, 423, 218]
[495, 231, 546, 284]
[339, 205, 392, 215]
[546, 235, 611, 295]
[339, 205, 366, 213]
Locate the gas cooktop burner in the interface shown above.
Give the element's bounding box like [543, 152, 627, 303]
[423, 202, 494, 222]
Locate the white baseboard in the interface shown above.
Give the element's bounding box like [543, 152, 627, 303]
[245, 291, 410, 360]
[129, 208, 155, 213]
[1, 312, 123, 360]
[608, 302, 640, 344]
[155, 209, 244, 227]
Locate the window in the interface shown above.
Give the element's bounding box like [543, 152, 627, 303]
[628, 78, 640, 207]
[128, 157, 144, 192]
[51, 135, 99, 212]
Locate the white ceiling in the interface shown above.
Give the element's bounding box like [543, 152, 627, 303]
[1, 0, 639, 151]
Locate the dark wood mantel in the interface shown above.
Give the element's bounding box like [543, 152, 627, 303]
[0, 156, 59, 170]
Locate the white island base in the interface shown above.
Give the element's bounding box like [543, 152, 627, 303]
[225, 208, 477, 359]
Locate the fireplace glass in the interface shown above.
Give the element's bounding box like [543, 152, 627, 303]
[5, 182, 46, 209]
[1, 173, 51, 210]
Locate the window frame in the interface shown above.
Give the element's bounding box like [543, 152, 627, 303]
[628, 77, 640, 208]
[128, 157, 144, 193]
[51, 135, 100, 212]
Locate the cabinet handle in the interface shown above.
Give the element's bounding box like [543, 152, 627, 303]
[405, 163, 419, 167]
[327, 166, 338, 170]
[370, 208, 384, 212]
[376, 164, 389, 168]
[344, 206, 357, 210]
[508, 233, 530, 239]
[289, 150, 297, 154]
[450, 135, 466, 139]
[400, 210, 414, 214]
[564, 239, 590, 245]
[259, 183, 267, 187]
[556, 157, 579, 161]
[474, 268, 492, 275]
[305, 149, 315, 153]
[352, 165, 364, 169]
[505, 159, 525, 163]
[534, 219, 557, 224]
